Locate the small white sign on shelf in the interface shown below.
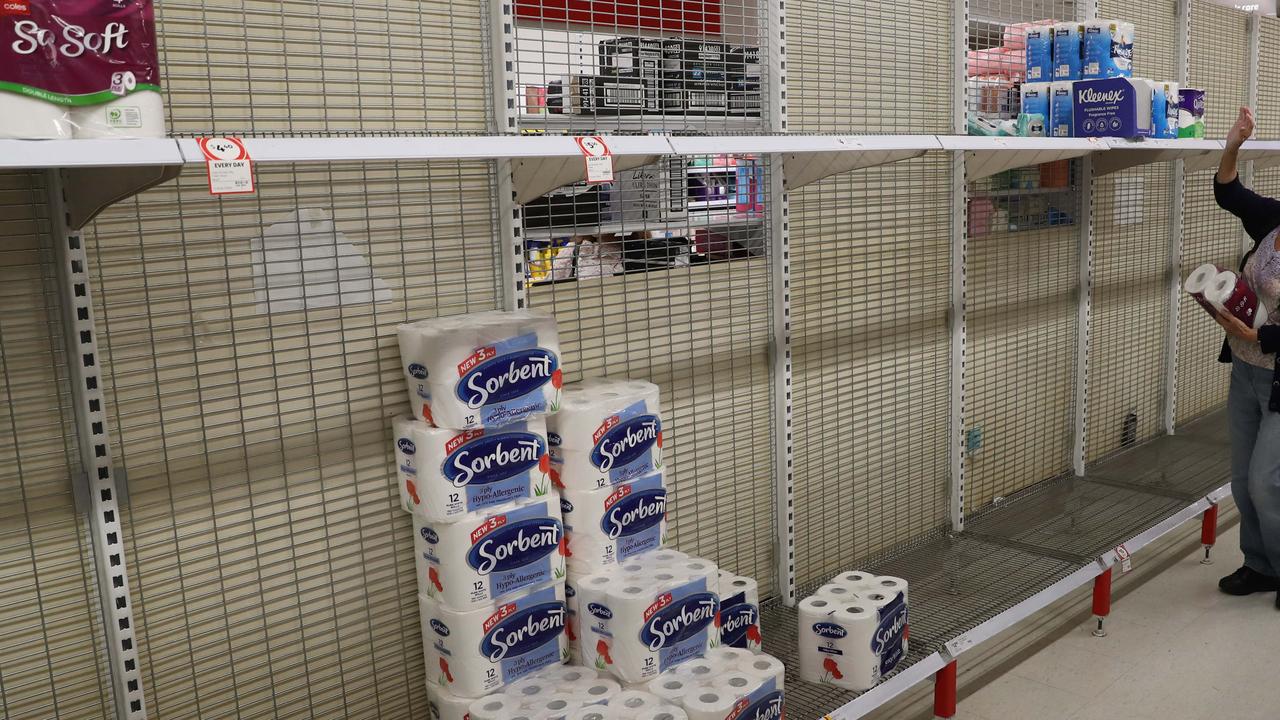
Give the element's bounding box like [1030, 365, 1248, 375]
[1114, 544, 1133, 574]
[576, 136, 614, 184]
[198, 137, 255, 195]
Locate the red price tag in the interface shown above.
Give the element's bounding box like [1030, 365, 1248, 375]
[197, 137, 255, 195]
[575, 136, 614, 184]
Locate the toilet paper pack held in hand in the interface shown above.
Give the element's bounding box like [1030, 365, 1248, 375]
[398, 310, 563, 430]
[562, 473, 668, 572]
[0, 0, 165, 139]
[549, 379, 663, 492]
[410, 418, 552, 522]
[420, 583, 568, 697]
[718, 571, 762, 652]
[578, 555, 721, 684]
[416, 497, 566, 610]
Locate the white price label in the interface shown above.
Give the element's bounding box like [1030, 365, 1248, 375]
[198, 137, 255, 196]
[576, 136, 614, 184]
[1114, 544, 1132, 574]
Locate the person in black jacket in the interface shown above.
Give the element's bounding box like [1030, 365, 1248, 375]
[1212, 106, 1280, 607]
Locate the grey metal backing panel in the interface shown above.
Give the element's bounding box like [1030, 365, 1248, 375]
[788, 157, 953, 589]
[155, 0, 491, 136]
[787, 0, 952, 133]
[524, 156, 777, 596]
[0, 171, 115, 720]
[1259, 15, 1280, 139]
[83, 160, 501, 719]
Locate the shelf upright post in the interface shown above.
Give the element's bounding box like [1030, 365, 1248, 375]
[1200, 502, 1219, 565]
[933, 660, 958, 719]
[1091, 567, 1113, 637]
[46, 169, 147, 720]
[489, 0, 527, 311]
[1244, 12, 1262, 259]
[766, 0, 796, 607]
[948, 0, 969, 531]
[1165, 0, 1192, 435]
[1072, 0, 1100, 478]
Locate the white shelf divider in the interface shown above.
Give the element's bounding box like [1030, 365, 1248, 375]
[939, 136, 1107, 183]
[1093, 138, 1224, 176]
[668, 134, 942, 189]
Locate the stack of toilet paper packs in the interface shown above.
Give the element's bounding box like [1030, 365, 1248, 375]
[797, 571, 910, 692]
[1185, 263, 1270, 329]
[395, 310, 780, 717]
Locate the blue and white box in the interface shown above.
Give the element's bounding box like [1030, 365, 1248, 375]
[1025, 25, 1054, 82]
[1050, 81, 1075, 137]
[1021, 82, 1051, 119]
[1053, 22, 1084, 80]
[415, 496, 566, 611]
[562, 472, 668, 572]
[1072, 77, 1154, 138]
[420, 582, 568, 697]
[1083, 20, 1134, 79]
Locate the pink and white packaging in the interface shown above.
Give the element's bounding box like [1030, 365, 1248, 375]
[1185, 263, 1226, 315]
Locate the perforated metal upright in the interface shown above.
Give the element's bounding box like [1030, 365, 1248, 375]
[490, 0, 528, 311]
[45, 170, 146, 720]
[1165, 0, 1192, 434]
[949, 0, 968, 531]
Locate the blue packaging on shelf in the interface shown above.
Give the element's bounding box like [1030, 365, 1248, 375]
[1052, 22, 1083, 81]
[1025, 25, 1054, 82]
[1021, 82, 1051, 119]
[1082, 20, 1134, 79]
[1050, 81, 1075, 137]
[1072, 77, 1154, 138]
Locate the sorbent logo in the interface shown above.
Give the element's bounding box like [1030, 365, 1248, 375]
[442, 432, 544, 488]
[737, 692, 785, 720]
[466, 518, 561, 575]
[397, 438, 416, 455]
[429, 619, 450, 637]
[603, 488, 666, 539]
[719, 603, 759, 648]
[586, 602, 613, 620]
[456, 349, 557, 409]
[420, 527, 439, 544]
[408, 363, 428, 380]
[590, 415, 660, 472]
[812, 622, 847, 640]
[639, 593, 718, 651]
[480, 602, 565, 662]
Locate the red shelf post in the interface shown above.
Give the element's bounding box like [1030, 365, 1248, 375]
[1091, 568, 1112, 637]
[1201, 503, 1219, 565]
[933, 660, 958, 719]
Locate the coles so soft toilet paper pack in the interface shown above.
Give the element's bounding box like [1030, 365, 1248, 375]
[398, 311, 563, 430]
[578, 554, 721, 684]
[550, 379, 663, 492]
[718, 571, 762, 652]
[415, 497, 566, 610]
[420, 583, 569, 697]
[398, 416, 553, 522]
[0, 0, 166, 139]
[562, 473, 668, 572]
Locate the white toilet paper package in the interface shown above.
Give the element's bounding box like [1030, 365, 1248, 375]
[648, 647, 785, 720]
[0, 0, 166, 139]
[549, 379, 663, 492]
[408, 418, 552, 522]
[393, 415, 427, 514]
[717, 571, 762, 652]
[466, 664, 622, 720]
[578, 554, 720, 684]
[797, 572, 909, 692]
[1186, 263, 1271, 329]
[1082, 20, 1134, 79]
[562, 473, 668, 572]
[1052, 22, 1083, 80]
[426, 685, 475, 720]
[420, 583, 568, 698]
[415, 497, 566, 610]
[398, 311, 563, 430]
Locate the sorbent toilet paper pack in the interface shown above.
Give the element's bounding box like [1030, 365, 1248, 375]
[393, 414, 427, 514]
[411, 418, 552, 522]
[398, 310, 563, 430]
[415, 497, 566, 610]
[797, 572, 909, 691]
[651, 647, 785, 720]
[467, 664, 621, 720]
[1082, 20, 1134, 79]
[562, 473, 668, 572]
[718, 571, 762, 652]
[420, 583, 568, 698]
[426, 685, 475, 720]
[549, 379, 663, 492]
[578, 555, 720, 684]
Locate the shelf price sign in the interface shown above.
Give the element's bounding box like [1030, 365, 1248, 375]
[575, 136, 614, 184]
[198, 137, 255, 195]
[1114, 544, 1132, 574]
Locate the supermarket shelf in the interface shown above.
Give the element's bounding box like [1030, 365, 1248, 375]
[522, 211, 765, 240]
[1094, 138, 1223, 176]
[668, 134, 942, 188]
[940, 136, 1106, 183]
[971, 186, 1074, 198]
[771, 410, 1230, 720]
[518, 114, 768, 134]
[1238, 140, 1280, 171]
[0, 138, 183, 169]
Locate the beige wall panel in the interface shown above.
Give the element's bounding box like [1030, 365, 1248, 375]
[789, 157, 952, 588]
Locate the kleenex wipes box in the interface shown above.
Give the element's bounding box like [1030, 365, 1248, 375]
[1072, 77, 1153, 138]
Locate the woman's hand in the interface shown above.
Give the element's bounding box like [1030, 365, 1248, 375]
[1214, 309, 1259, 343]
[1227, 106, 1256, 151]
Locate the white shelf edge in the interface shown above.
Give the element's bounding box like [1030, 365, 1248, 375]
[0, 138, 184, 169]
[824, 652, 950, 720]
[1094, 138, 1224, 176]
